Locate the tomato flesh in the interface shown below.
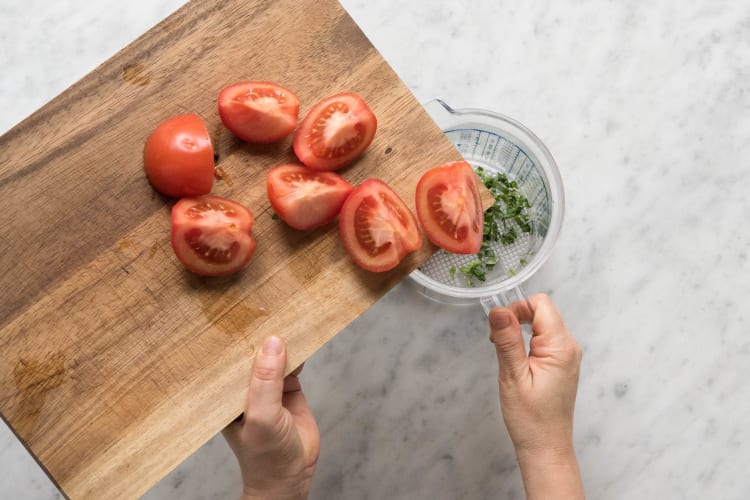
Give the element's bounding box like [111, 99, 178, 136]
[218, 81, 299, 143]
[293, 93, 377, 171]
[339, 179, 422, 272]
[144, 114, 214, 197]
[267, 164, 353, 230]
[415, 160, 483, 254]
[171, 196, 256, 276]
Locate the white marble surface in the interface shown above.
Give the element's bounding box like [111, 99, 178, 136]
[2, 0, 750, 498]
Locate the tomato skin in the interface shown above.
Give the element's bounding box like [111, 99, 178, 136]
[171, 196, 256, 276]
[293, 93, 377, 171]
[144, 114, 215, 197]
[267, 164, 353, 230]
[415, 160, 484, 254]
[339, 178, 422, 272]
[218, 81, 300, 143]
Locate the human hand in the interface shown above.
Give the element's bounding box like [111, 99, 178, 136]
[222, 336, 320, 500]
[489, 293, 584, 499]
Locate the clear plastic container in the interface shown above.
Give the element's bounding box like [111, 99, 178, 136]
[409, 100, 565, 314]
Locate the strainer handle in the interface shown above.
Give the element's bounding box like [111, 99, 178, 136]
[479, 286, 534, 318]
[480, 286, 536, 337]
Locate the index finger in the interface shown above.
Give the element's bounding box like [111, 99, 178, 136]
[509, 293, 569, 338]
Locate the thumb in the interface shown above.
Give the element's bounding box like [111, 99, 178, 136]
[488, 307, 529, 382]
[245, 335, 287, 426]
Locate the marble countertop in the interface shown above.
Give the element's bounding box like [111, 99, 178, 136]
[2, 0, 749, 498]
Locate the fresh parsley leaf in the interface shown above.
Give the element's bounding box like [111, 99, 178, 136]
[459, 261, 486, 286]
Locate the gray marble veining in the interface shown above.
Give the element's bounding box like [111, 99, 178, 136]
[2, 0, 750, 498]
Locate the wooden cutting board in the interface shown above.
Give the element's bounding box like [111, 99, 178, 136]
[0, 0, 469, 498]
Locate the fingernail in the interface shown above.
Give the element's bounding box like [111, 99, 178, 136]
[490, 309, 511, 330]
[261, 335, 283, 355]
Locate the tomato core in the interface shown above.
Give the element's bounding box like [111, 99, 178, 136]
[307, 102, 364, 159]
[281, 170, 338, 188]
[355, 196, 394, 257]
[234, 88, 291, 111]
[184, 229, 240, 265]
[427, 184, 479, 241]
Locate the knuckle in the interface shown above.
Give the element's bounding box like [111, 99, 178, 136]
[562, 339, 583, 362]
[532, 293, 552, 307]
[493, 337, 517, 353]
[253, 363, 280, 382]
[243, 408, 275, 429]
[492, 333, 521, 355]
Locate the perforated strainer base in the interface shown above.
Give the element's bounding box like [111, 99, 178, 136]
[417, 231, 534, 289]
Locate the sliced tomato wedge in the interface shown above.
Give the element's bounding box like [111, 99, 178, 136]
[415, 160, 484, 254]
[293, 93, 377, 171]
[171, 196, 256, 276]
[267, 164, 353, 230]
[339, 179, 422, 272]
[143, 114, 214, 197]
[218, 81, 300, 143]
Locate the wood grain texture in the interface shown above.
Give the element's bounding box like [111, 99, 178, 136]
[0, 0, 469, 498]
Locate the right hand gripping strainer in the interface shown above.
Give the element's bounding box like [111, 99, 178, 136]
[410, 100, 565, 315]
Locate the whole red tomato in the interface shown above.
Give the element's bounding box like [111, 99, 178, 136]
[144, 114, 215, 197]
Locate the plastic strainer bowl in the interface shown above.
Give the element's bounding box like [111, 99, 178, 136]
[410, 100, 565, 314]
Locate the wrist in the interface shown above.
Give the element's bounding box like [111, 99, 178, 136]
[515, 440, 577, 469]
[241, 482, 311, 500]
[241, 492, 307, 500]
[515, 443, 584, 500]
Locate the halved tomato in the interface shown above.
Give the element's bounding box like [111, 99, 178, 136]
[293, 93, 377, 171]
[218, 81, 300, 143]
[144, 114, 214, 197]
[267, 164, 353, 230]
[339, 179, 422, 272]
[415, 160, 483, 254]
[171, 196, 256, 276]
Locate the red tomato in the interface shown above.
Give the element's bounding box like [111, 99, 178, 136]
[144, 114, 215, 197]
[293, 93, 377, 171]
[415, 160, 484, 254]
[171, 196, 256, 276]
[267, 164, 353, 230]
[218, 81, 300, 143]
[339, 179, 422, 272]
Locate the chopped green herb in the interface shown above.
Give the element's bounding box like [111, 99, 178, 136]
[477, 242, 498, 270]
[500, 227, 518, 245]
[459, 261, 486, 286]
[475, 166, 532, 247]
[451, 167, 533, 286]
[449, 266, 457, 279]
[271, 213, 280, 220]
